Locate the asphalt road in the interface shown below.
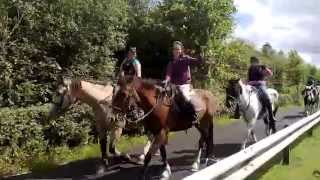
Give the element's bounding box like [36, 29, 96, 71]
[6, 106, 305, 180]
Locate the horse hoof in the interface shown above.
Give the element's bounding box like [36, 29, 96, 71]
[122, 153, 132, 161]
[132, 154, 144, 165]
[205, 157, 219, 166]
[241, 145, 246, 150]
[191, 162, 200, 172]
[160, 164, 171, 180]
[96, 163, 108, 175]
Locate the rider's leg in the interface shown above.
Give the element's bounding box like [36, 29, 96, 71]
[177, 84, 192, 101]
[177, 84, 198, 122]
[258, 85, 277, 122]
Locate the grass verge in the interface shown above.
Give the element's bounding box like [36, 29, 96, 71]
[1, 135, 147, 176]
[248, 126, 320, 180]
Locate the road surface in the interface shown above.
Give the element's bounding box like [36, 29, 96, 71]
[6, 107, 305, 180]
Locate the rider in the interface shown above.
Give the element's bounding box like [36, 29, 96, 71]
[162, 41, 203, 122]
[306, 77, 315, 86]
[119, 47, 141, 78]
[233, 56, 276, 122]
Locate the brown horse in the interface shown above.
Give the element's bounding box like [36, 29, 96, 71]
[48, 78, 128, 172]
[112, 76, 219, 179]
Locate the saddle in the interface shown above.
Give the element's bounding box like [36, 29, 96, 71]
[159, 84, 199, 121]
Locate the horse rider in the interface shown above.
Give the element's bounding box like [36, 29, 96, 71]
[118, 47, 142, 78]
[162, 41, 203, 123]
[233, 56, 277, 122]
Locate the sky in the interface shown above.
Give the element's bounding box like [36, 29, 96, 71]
[233, 0, 320, 66]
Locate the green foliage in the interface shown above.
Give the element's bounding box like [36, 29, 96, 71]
[0, 0, 129, 107]
[0, 105, 48, 163]
[0, 104, 96, 164]
[126, 0, 236, 82]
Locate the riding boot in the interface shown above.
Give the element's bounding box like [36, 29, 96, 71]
[232, 103, 241, 119]
[184, 101, 198, 123]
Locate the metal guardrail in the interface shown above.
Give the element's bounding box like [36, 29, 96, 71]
[183, 110, 320, 180]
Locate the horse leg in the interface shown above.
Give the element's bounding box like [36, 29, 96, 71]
[192, 124, 207, 171]
[159, 145, 171, 180]
[270, 116, 277, 134]
[191, 132, 205, 172]
[205, 122, 215, 166]
[141, 130, 167, 179]
[96, 128, 109, 174]
[242, 123, 254, 150]
[263, 116, 270, 136]
[138, 134, 159, 164]
[109, 127, 122, 156]
[250, 129, 258, 143]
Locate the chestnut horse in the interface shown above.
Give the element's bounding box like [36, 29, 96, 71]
[112, 76, 218, 179]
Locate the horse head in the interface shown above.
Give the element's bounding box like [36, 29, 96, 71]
[48, 77, 79, 119]
[225, 78, 243, 109]
[112, 75, 144, 122]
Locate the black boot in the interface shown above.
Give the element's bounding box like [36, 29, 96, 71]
[232, 104, 241, 119]
[184, 101, 198, 123]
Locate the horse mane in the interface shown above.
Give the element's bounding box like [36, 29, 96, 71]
[141, 78, 162, 90]
[70, 79, 82, 90]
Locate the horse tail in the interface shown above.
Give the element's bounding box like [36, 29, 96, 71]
[273, 104, 279, 117]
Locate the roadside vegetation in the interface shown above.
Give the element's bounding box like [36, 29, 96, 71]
[0, 0, 317, 176]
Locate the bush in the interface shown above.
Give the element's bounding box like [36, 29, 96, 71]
[44, 104, 96, 147]
[0, 104, 98, 162]
[0, 0, 129, 107]
[0, 105, 47, 163]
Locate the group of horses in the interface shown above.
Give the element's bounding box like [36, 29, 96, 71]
[302, 84, 320, 116]
[48, 76, 281, 179]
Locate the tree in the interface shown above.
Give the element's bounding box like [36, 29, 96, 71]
[286, 50, 305, 85]
[262, 42, 275, 57]
[0, 0, 129, 107]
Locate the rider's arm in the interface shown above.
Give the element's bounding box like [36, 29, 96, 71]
[264, 67, 273, 77]
[132, 60, 142, 78]
[184, 55, 203, 66]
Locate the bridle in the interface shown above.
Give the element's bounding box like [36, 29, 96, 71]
[112, 84, 164, 124]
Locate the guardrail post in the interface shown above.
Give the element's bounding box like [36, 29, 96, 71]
[283, 145, 290, 165]
[308, 127, 313, 136]
[282, 124, 290, 165]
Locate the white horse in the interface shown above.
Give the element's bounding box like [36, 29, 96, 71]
[226, 79, 279, 149]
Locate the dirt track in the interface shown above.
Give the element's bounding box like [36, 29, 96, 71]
[6, 107, 304, 180]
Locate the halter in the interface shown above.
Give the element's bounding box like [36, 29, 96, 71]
[229, 87, 253, 112]
[112, 85, 164, 124]
[53, 85, 78, 114]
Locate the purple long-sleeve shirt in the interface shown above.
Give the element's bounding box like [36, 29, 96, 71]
[165, 55, 202, 85]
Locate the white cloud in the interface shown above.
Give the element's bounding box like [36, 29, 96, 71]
[234, 0, 320, 66]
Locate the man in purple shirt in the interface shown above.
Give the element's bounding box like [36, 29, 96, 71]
[162, 41, 203, 122]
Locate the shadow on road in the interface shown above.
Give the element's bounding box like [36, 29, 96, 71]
[5, 143, 243, 180]
[283, 114, 305, 119]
